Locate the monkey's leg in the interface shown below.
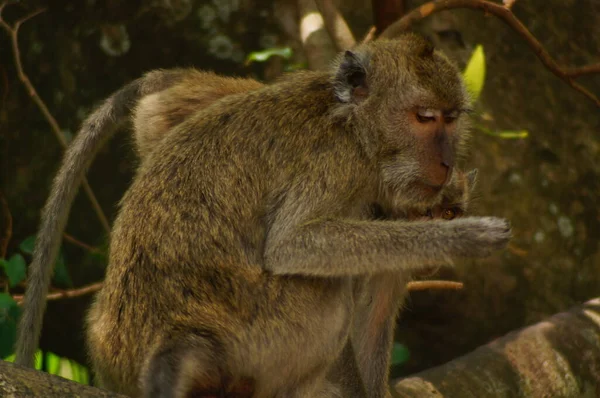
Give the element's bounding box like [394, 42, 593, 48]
[142, 334, 234, 398]
[266, 217, 510, 277]
[352, 275, 407, 398]
[326, 339, 368, 398]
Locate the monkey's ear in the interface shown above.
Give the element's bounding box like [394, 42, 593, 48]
[334, 50, 369, 104]
[466, 169, 478, 193]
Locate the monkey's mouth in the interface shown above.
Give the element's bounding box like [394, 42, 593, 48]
[421, 181, 444, 192]
[415, 180, 444, 197]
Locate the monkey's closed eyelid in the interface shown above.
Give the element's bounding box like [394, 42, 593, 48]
[416, 108, 438, 118]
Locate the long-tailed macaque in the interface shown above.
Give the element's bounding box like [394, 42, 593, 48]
[16, 35, 510, 397]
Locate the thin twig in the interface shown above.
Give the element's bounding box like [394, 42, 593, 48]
[13, 282, 103, 305]
[361, 26, 377, 44]
[314, 0, 356, 51]
[564, 64, 600, 78]
[406, 280, 464, 292]
[0, 2, 111, 232]
[62, 233, 102, 254]
[0, 192, 12, 258]
[379, 0, 600, 108]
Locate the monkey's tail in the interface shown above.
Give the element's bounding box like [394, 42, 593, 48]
[13, 69, 188, 368]
[13, 78, 144, 367]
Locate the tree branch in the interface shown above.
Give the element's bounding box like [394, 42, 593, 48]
[314, 0, 356, 51]
[379, 0, 600, 108]
[393, 297, 600, 397]
[0, 2, 111, 232]
[406, 280, 464, 292]
[0, 360, 126, 397]
[62, 233, 102, 254]
[297, 0, 338, 70]
[13, 282, 103, 305]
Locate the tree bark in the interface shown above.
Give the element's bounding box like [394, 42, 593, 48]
[393, 297, 600, 397]
[0, 360, 126, 397]
[3, 298, 599, 397]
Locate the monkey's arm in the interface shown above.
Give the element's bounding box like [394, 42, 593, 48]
[265, 217, 510, 277]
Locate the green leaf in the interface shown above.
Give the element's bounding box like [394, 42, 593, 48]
[462, 45, 486, 101]
[1, 254, 27, 287]
[245, 47, 293, 65]
[0, 293, 20, 358]
[19, 235, 36, 255]
[4, 349, 43, 370]
[45, 352, 90, 384]
[19, 235, 73, 287]
[390, 342, 410, 366]
[52, 251, 72, 287]
[477, 124, 529, 139]
[491, 129, 529, 139]
[45, 351, 61, 374]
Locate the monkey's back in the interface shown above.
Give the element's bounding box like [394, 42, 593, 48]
[86, 73, 376, 395]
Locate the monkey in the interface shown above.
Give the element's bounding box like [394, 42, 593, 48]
[16, 35, 511, 398]
[135, 77, 481, 398]
[14, 69, 264, 370]
[128, 68, 481, 398]
[136, 90, 480, 397]
[410, 167, 477, 221]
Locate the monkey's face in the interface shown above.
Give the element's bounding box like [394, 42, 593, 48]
[332, 36, 471, 208]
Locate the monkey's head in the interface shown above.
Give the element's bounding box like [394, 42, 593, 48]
[405, 168, 478, 221]
[332, 34, 471, 208]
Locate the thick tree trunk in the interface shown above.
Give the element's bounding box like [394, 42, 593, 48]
[393, 297, 600, 397]
[2, 298, 598, 397]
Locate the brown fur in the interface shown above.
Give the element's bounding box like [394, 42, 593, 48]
[17, 35, 510, 398]
[133, 70, 264, 159]
[130, 74, 480, 398]
[15, 69, 263, 372]
[351, 168, 478, 397]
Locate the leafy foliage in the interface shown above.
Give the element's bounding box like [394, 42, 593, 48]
[245, 46, 306, 72]
[462, 45, 529, 140]
[390, 342, 410, 366]
[5, 350, 90, 385]
[462, 45, 486, 101]
[0, 294, 20, 358]
[0, 254, 26, 287]
[18, 235, 72, 287]
[245, 47, 293, 64]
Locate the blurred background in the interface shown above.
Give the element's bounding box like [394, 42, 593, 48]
[0, 0, 599, 385]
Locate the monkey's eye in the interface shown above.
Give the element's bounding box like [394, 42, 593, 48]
[441, 208, 457, 220]
[416, 108, 436, 123]
[443, 110, 459, 124]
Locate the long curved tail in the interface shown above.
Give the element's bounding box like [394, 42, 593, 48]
[14, 69, 185, 368]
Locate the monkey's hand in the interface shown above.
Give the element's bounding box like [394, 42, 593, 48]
[445, 216, 512, 258]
